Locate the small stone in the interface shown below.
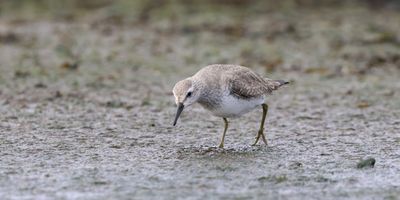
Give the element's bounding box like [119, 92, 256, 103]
[93, 181, 108, 185]
[289, 161, 303, 169]
[34, 82, 47, 88]
[109, 144, 122, 149]
[357, 157, 376, 169]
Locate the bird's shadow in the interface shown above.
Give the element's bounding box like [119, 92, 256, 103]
[175, 144, 284, 159]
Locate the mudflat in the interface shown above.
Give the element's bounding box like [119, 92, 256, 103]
[0, 1, 399, 199]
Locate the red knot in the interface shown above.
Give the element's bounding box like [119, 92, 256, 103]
[173, 64, 289, 148]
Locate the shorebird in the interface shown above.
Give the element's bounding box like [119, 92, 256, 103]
[172, 64, 289, 148]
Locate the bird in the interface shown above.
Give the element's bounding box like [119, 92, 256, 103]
[172, 64, 289, 148]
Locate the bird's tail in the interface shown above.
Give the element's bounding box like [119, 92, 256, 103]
[274, 80, 290, 87]
[263, 78, 290, 91]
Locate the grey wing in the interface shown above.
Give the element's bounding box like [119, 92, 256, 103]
[229, 69, 287, 98]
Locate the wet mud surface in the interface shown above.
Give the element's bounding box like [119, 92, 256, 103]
[0, 1, 400, 199]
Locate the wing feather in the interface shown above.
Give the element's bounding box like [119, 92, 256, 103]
[228, 67, 286, 98]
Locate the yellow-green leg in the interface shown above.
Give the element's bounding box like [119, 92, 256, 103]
[218, 118, 229, 148]
[252, 104, 269, 146]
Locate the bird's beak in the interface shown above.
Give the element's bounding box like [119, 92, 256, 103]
[173, 103, 184, 126]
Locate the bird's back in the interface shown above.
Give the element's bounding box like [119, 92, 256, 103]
[194, 64, 248, 78]
[194, 64, 288, 99]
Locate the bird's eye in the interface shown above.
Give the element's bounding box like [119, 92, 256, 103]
[187, 92, 192, 97]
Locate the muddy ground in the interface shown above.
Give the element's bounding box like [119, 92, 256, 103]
[0, 1, 400, 199]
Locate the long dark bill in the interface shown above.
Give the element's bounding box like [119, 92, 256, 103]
[173, 103, 184, 126]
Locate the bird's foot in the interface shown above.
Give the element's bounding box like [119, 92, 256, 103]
[252, 130, 268, 146]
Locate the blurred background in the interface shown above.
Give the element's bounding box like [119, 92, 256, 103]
[1, 0, 399, 82]
[1, 1, 400, 199]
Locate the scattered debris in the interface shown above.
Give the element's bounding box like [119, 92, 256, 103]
[357, 101, 371, 109]
[61, 61, 79, 70]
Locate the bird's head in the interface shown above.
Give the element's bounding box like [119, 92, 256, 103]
[172, 78, 200, 126]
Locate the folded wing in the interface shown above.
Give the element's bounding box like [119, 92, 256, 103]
[229, 68, 288, 99]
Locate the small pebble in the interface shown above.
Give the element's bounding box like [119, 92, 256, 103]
[357, 157, 376, 169]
